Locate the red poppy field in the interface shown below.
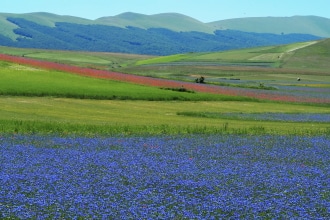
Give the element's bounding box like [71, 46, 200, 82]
[0, 53, 329, 104]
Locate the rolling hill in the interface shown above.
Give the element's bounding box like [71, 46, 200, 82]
[1, 38, 329, 74]
[0, 12, 327, 55]
[209, 16, 330, 38]
[134, 39, 330, 71]
[281, 38, 330, 70]
[96, 12, 215, 33]
[0, 12, 93, 40]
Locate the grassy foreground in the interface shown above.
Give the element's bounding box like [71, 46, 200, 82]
[1, 96, 329, 135]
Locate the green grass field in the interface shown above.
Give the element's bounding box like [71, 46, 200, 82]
[1, 96, 329, 135]
[0, 46, 155, 69]
[0, 41, 329, 135]
[0, 60, 241, 101]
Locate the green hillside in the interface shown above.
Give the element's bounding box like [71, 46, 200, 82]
[1, 12, 329, 40]
[0, 12, 215, 39]
[126, 39, 330, 88]
[135, 40, 322, 68]
[209, 16, 330, 38]
[281, 38, 330, 70]
[2, 39, 328, 74]
[97, 12, 215, 33]
[0, 13, 19, 40]
[0, 12, 324, 55]
[0, 12, 93, 40]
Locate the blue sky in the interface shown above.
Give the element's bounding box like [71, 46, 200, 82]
[1, 0, 329, 22]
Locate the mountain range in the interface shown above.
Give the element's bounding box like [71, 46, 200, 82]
[0, 12, 329, 55]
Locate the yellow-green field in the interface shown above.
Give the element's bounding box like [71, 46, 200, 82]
[1, 96, 329, 135]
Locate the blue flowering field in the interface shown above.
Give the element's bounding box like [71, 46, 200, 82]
[1, 134, 329, 219]
[183, 112, 330, 123]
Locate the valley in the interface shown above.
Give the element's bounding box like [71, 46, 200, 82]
[0, 11, 329, 218]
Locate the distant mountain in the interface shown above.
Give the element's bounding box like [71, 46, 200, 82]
[0, 12, 326, 55]
[0, 12, 215, 40]
[97, 12, 215, 33]
[0, 12, 93, 40]
[209, 16, 330, 38]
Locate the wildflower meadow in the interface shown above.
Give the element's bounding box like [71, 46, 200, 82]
[1, 54, 329, 103]
[1, 134, 329, 219]
[0, 43, 329, 219]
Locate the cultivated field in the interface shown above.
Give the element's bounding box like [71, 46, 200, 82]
[0, 40, 329, 218]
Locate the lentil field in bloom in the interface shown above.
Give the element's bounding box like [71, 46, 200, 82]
[1, 134, 329, 219]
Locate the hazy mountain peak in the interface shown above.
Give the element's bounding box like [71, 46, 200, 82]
[115, 12, 147, 19]
[1, 12, 329, 37]
[0, 11, 327, 55]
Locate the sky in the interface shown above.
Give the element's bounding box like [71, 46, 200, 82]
[1, 0, 329, 22]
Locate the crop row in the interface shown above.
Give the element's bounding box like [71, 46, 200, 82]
[1, 134, 329, 219]
[222, 112, 330, 122]
[179, 112, 330, 123]
[0, 53, 329, 103]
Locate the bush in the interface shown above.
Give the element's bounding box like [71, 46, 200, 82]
[195, 76, 205, 83]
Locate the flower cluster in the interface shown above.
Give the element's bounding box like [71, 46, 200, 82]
[1, 54, 329, 103]
[1, 135, 329, 219]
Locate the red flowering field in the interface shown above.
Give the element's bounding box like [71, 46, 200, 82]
[0, 54, 329, 104]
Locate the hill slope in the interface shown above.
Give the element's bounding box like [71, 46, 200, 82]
[209, 16, 330, 38]
[0, 12, 93, 40]
[1, 12, 330, 37]
[97, 12, 215, 33]
[135, 39, 330, 72]
[0, 12, 325, 55]
[282, 38, 330, 70]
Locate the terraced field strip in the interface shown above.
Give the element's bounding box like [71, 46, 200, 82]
[1, 53, 329, 103]
[1, 96, 329, 135]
